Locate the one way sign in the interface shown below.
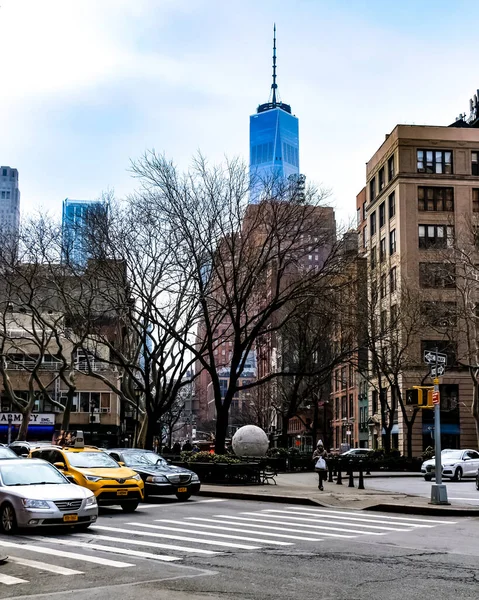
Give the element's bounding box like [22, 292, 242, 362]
[430, 364, 446, 377]
[424, 351, 447, 365]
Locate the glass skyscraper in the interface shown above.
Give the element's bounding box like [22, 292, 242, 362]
[249, 26, 300, 203]
[62, 198, 108, 266]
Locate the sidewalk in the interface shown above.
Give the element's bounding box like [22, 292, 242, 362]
[198, 471, 479, 516]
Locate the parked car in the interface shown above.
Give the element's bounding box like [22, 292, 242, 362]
[106, 448, 201, 501]
[0, 458, 98, 533]
[29, 445, 144, 512]
[340, 449, 375, 458]
[0, 447, 19, 460]
[421, 449, 479, 481]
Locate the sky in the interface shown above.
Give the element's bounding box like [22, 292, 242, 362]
[1, 0, 478, 227]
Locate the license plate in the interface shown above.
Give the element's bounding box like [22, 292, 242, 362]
[117, 490, 128, 496]
[177, 487, 187, 493]
[63, 514, 78, 522]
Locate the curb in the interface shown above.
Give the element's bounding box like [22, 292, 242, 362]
[198, 489, 479, 516]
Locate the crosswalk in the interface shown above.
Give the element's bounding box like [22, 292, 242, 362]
[0, 505, 456, 588]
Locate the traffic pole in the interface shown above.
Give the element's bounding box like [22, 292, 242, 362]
[430, 347, 449, 505]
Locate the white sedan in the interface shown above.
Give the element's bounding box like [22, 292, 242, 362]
[421, 449, 479, 481]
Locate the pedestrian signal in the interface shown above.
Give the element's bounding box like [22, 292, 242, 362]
[406, 387, 434, 408]
[406, 388, 419, 405]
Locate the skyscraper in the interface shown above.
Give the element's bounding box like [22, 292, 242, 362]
[62, 198, 107, 265]
[0, 166, 20, 236]
[249, 26, 300, 203]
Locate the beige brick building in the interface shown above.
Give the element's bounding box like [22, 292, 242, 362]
[364, 121, 479, 455]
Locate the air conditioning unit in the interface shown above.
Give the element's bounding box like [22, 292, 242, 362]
[90, 414, 101, 424]
[100, 407, 110, 413]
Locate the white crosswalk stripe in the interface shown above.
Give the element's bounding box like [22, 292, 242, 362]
[73, 533, 221, 555]
[8, 556, 83, 575]
[0, 573, 29, 586]
[285, 507, 457, 525]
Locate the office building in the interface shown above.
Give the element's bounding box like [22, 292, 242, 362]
[249, 26, 300, 203]
[62, 198, 107, 265]
[0, 166, 20, 237]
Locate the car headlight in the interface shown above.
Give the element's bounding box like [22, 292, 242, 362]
[85, 495, 98, 506]
[84, 475, 102, 482]
[23, 499, 50, 509]
[146, 475, 168, 483]
[130, 474, 141, 481]
[191, 474, 200, 482]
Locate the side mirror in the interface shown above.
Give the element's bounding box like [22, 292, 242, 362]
[464, 457, 471, 461]
[54, 462, 66, 470]
[21, 453, 29, 458]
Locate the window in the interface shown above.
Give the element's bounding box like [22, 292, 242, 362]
[418, 187, 454, 211]
[380, 274, 386, 298]
[473, 151, 478, 176]
[335, 398, 339, 419]
[357, 208, 361, 226]
[421, 301, 457, 327]
[2, 169, 6, 176]
[418, 224, 453, 249]
[379, 202, 385, 228]
[389, 267, 397, 293]
[370, 246, 377, 270]
[370, 178, 376, 201]
[0, 192, 4, 199]
[389, 229, 396, 255]
[335, 370, 340, 392]
[380, 310, 387, 333]
[370, 211, 377, 236]
[473, 189, 479, 213]
[348, 364, 354, 388]
[419, 262, 456, 288]
[390, 304, 398, 326]
[341, 395, 347, 418]
[363, 225, 368, 248]
[379, 238, 386, 262]
[388, 191, 395, 219]
[341, 367, 347, 390]
[372, 390, 378, 414]
[349, 394, 354, 419]
[379, 167, 385, 191]
[6, 191, 10, 199]
[417, 149, 453, 174]
[388, 155, 395, 181]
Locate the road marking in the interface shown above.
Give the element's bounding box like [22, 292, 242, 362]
[285, 507, 436, 527]
[74, 533, 219, 555]
[34, 536, 179, 563]
[230, 514, 387, 535]
[0, 574, 28, 586]
[448, 497, 479, 502]
[201, 516, 357, 538]
[259, 510, 418, 531]
[92, 524, 260, 550]
[0, 540, 134, 568]
[285, 507, 457, 525]
[139, 499, 227, 509]
[141, 522, 293, 544]
[8, 557, 83, 575]
[194, 499, 228, 504]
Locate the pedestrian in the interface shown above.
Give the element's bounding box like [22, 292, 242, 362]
[312, 440, 327, 491]
[172, 441, 181, 454]
[182, 440, 192, 452]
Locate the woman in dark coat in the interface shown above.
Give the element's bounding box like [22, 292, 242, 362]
[312, 440, 327, 491]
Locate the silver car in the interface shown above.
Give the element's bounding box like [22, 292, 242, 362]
[0, 458, 98, 533]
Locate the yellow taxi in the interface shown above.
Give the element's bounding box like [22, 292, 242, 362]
[29, 445, 144, 512]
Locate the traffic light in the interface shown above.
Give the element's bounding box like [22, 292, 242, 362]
[406, 388, 419, 406]
[406, 387, 433, 408]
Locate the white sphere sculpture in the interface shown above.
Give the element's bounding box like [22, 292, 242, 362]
[232, 425, 269, 457]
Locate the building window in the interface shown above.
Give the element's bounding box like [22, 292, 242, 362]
[379, 202, 385, 228]
[363, 225, 368, 248]
[370, 211, 377, 236]
[390, 304, 398, 326]
[421, 301, 457, 327]
[357, 208, 361, 226]
[418, 225, 453, 249]
[417, 149, 453, 174]
[473, 189, 479, 213]
[349, 394, 354, 419]
[388, 155, 395, 181]
[341, 367, 347, 390]
[2, 169, 6, 177]
[379, 238, 386, 263]
[419, 262, 455, 288]
[335, 398, 340, 420]
[370, 178, 376, 202]
[380, 274, 387, 298]
[388, 191, 395, 219]
[335, 370, 340, 391]
[6, 191, 10, 199]
[348, 364, 354, 388]
[362, 201, 366, 221]
[418, 187, 454, 211]
[390, 267, 397, 293]
[473, 151, 478, 176]
[380, 310, 387, 333]
[379, 167, 385, 191]
[0, 192, 4, 199]
[370, 246, 377, 270]
[372, 390, 378, 414]
[341, 395, 347, 418]
[389, 229, 396, 254]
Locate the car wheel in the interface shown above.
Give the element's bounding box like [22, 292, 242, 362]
[424, 474, 432, 482]
[476, 477, 479, 491]
[0, 503, 17, 535]
[176, 492, 191, 502]
[453, 468, 463, 482]
[121, 501, 139, 513]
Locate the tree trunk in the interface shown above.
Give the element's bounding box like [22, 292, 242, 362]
[277, 414, 289, 448]
[145, 416, 156, 451]
[17, 405, 34, 441]
[472, 378, 479, 448]
[214, 408, 229, 455]
[382, 424, 392, 453]
[61, 393, 74, 431]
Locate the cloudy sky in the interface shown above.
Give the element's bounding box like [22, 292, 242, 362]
[1, 0, 478, 225]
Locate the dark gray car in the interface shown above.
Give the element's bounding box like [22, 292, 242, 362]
[106, 449, 201, 501]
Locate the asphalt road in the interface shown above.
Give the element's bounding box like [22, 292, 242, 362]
[368, 475, 479, 505]
[0, 496, 478, 600]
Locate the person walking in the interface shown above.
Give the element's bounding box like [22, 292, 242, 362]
[312, 440, 328, 491]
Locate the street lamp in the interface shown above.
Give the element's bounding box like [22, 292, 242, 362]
[133, 388, 142, 448]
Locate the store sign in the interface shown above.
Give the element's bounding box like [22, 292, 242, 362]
[0, 413, 55, 426]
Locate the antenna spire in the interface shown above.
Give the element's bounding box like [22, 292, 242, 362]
[271, 23, 277, 106]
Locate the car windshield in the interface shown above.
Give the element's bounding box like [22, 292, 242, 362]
[66, 452, 120, 469]
[0, 448, 17, 459]
[0, 463, 67, 486]
[441, 450, 463, 459]
[123, 451, 166, 467]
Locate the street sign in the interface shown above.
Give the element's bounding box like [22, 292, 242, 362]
[430, 364, 446, 377]
[424, 351, 447, 365]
